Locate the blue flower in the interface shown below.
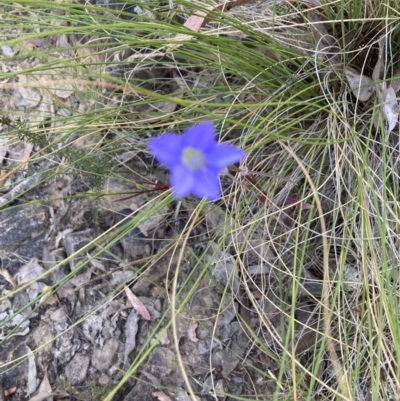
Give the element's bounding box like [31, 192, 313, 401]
[148, 121, 246, 200]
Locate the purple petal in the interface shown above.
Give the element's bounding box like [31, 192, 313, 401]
[148, 134, 183, 168]
[182, 121, 217, 152]
[170, 165, 195, 198]
[207, 144, 246, 171]
[191, 170, 221, 200]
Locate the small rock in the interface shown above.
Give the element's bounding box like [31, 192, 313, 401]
[213, 349, 239, 377]
[100, 178, 144, 212]
[50, 307, 68, 325]
[120, 228, 150, 260]
[63, 229, 93, 270]
[98, 372, 111, 386]
[0, 205, 49, 248]
[138, 209, 167, 236]
[55, 330, 79, 364]
[33, 323, 55, 353]
[122, 347, 177, 401]
[92, 338, 120, 372]
[150, 286, 161, 297]
[65, 354, 90, 385]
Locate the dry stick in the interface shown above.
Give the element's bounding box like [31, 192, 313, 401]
[277, 140, 352, 401]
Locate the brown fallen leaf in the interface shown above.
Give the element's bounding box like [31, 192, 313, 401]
[152, 391, 172, 401]
[125, 286, 151, 320]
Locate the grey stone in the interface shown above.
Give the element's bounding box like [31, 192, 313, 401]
[0, 205, 49, 248]
[120, 227, 150, 260]
[33, 323, 55, 354]
[64, 229, 92, 257]
[98, 372, 111, 386]
[122, 348, 177, 401]
[0, 205, 50, 274]
[92, 338, 120, 372]
[65, 354, 90, 385]
[63, 229, 93, 270]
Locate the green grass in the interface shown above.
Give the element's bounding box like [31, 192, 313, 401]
[0, 0, 400, 400]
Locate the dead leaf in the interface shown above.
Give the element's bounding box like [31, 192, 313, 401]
[15, 257, 45, 285]
[167, 0, 259, 54]
[345, 66, 374, 102]
[56, 287, 75, 300]
[26, 345, 39, 395]
[148, 100, 177, 114]
[110, 270, 134, 286]
[204, 204, 235, 235]
[13, 80, 41, 109]
[138, 208, 167, 236]
[373, 36, 399, 132]
[125, 286, 151, 320]
[183, 0, 256, 31]
[205, 242, 239, 293]
[36, 368, 53, 401]
[26, 391, 69, 401]
[173, 390, 199, 401]
[214, 349, 239, 376]
[50, 307, 68, 324]
[382, 87, 399, 133]
[124, 309, 140, 367]
[152, 391, 172, 401]
[70, 266, 93, 287]
[187, 321, 199, 343]
[389, 66, 400, 94]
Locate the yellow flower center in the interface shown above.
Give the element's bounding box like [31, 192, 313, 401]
[182, 147, 204, 171]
